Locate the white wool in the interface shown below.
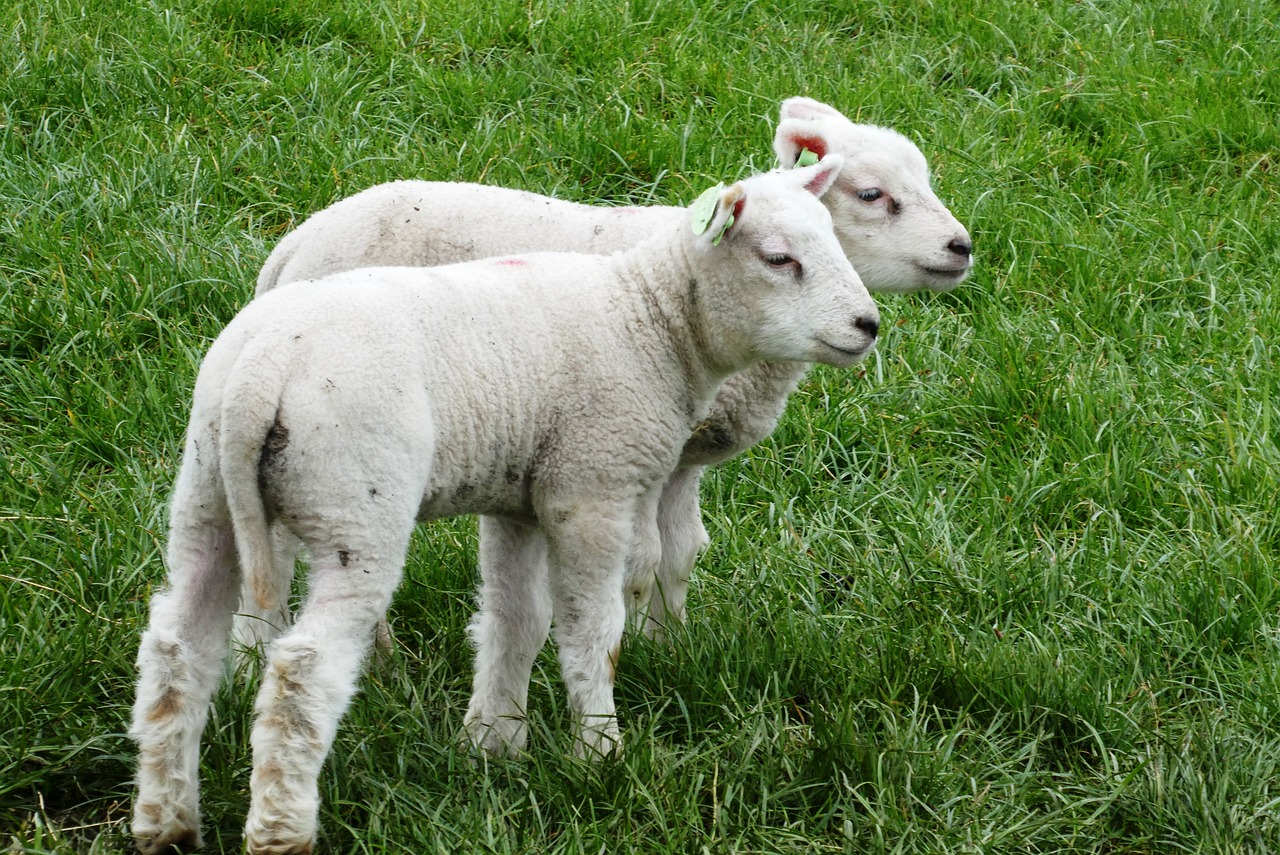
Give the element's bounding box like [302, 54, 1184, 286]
[131, 161, 880, 853]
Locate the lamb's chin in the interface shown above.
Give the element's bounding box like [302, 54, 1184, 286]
[913, 261, 971, 291]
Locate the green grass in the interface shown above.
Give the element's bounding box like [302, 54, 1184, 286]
[2, 0, 1279, 851]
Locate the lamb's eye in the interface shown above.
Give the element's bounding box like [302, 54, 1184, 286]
[856, 188, 884, 202]
[764, 254, 795, 266]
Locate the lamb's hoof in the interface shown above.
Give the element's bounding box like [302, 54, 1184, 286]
[246, 837, 314, 855]
[134, 827, 202, 854]
[574, 728, 623, 761]
[464, 715, 528, 761]
[244, 814, 317, 849]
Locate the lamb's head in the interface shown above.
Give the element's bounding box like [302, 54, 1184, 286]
[687, 155, 879, 372]
[774, 97, 973, 293]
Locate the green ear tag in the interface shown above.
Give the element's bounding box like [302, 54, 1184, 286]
[690, 183, 723, 235]
[795, 147, 820, 168]
[711, 212, 734, 246]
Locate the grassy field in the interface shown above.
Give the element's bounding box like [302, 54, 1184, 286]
[3, 0, 1279, 851]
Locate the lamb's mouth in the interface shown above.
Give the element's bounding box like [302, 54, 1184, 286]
[817, 339, 870, 362]
[915, 261, 970, 279]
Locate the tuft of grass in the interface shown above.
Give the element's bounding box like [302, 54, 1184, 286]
[3, 0, 1279, 852]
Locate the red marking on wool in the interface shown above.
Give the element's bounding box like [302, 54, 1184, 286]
[495, 258, 528, 267]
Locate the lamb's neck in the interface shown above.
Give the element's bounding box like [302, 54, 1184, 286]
[615, 236, 724, 402]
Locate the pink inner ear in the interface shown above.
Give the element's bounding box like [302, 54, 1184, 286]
[803, 167, 837, 195]
[731, 196, 747, 223]
[792, 135, 827, 162]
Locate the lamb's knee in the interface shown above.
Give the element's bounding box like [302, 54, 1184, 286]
[623, 522, 663, 615]
[644, 511, 703, 639]
[664, 513, 709, 573]
[649, 498, 706, 621]
[133, 632, 189, 728]
[132, 626, 219, 736]
[255, 641, 325, 740]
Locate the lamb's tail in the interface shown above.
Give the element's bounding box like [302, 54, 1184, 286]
[218, 343, 290, 613]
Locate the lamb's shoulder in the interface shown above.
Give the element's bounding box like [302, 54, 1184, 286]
[682, 360, 810, 466]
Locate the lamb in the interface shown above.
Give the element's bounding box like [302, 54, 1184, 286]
[256, 99, 972, 296]
[236, 96, 972, 653]
[130, 158, 880, 854]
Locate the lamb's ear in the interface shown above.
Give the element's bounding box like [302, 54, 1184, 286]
[690, 182, 747, 247]
[773, 117, 831, 169]
[779, 96, 847, 123]
[792, 153, 845, 199]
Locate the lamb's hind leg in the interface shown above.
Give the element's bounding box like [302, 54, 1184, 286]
[243, 543, 408, 855]
[465, 516, 553, 757]
[131, 511, 241, 854]
[229, 526, 395, 671]
[645, 466, 709, 641]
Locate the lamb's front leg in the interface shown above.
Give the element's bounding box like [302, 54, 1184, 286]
[465, 516, 553, 757]
[623, 484, 666, 631]
[644, 465, 709, 641]
[542, 501, 633, 758]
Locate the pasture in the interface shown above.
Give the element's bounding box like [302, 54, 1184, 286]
[2, 0, 1279, 851]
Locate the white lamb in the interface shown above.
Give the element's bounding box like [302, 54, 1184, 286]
[131, 158, 879, 854]
[238, 96, 972, 651]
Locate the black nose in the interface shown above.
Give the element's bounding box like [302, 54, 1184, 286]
[855, 316, 879, 339]
[947, 237, 972, 258]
